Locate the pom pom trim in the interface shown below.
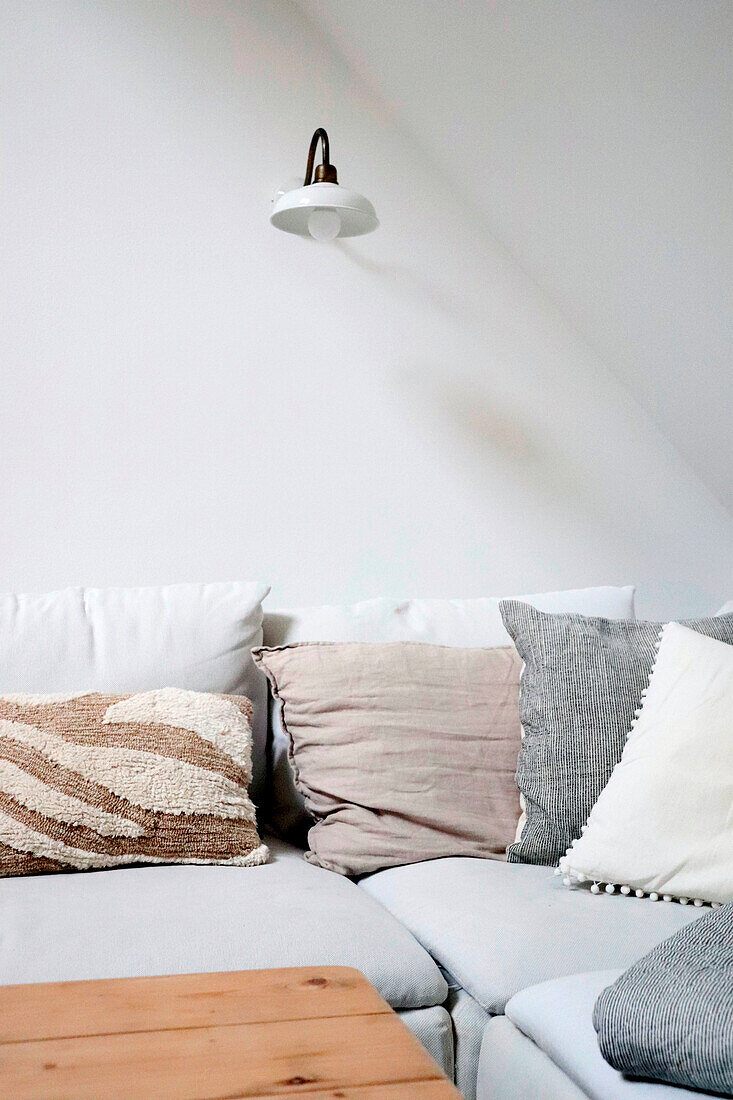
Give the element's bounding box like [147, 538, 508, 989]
[558, 868, 720, 908]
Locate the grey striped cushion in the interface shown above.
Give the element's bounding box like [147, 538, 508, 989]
[499, 602, 733, 866]
[593, 905, 733, 1094]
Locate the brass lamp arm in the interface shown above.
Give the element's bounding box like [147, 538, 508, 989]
[304, 128, 338, 185]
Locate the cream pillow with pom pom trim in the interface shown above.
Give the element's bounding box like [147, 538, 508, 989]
[561, 622, 733, 907]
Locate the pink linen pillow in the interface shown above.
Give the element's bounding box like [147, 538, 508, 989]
[253, 641, 522, 875]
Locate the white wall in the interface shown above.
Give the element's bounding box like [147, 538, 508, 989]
[308, 0, 733, 514]
[0, 0, 730, 618]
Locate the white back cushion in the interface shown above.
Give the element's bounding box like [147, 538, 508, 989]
[262, 586, 636, 843]
[0, 582, 270, 803]
[263, 586, 636, 648]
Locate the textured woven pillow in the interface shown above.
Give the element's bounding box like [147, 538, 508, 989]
[499, 601, 733, 866]
[252, 641, 523, 875]
[593, 904, 733, 1094]
[562, 623, 733, 905]
[0, 689, 268, 876]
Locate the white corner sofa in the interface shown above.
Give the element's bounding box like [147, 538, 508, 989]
[0, 582, 717, 1099]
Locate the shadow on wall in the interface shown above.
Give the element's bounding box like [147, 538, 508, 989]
[334, 243, 670, 570]
[336, 240, 504, 334]
[391, 362, 632, 552]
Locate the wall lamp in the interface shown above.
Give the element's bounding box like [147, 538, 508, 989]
[270, 128, 378, 241]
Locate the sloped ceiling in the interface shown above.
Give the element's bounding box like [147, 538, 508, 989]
[300, 0, 732, 513]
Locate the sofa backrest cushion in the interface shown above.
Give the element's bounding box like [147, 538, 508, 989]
[0, 583, 270, 804]
[262, 586, 636, 844]
[262, 587, 636, 649]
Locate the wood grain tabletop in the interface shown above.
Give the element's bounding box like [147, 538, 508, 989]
[0, 965, 460, 1098]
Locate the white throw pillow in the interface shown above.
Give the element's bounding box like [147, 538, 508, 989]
[561, 622, 733, 906]
[262, 586, 636, 841]
[717, 600, 733, 615]
[0, 582, 270, 803]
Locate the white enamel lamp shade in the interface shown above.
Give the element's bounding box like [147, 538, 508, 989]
[271, 128, 378, 240]
[271, 182, 378, 239]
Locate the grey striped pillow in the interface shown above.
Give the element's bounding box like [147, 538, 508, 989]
[499, 602, 733, 867]
[593, 904, 733, 1093]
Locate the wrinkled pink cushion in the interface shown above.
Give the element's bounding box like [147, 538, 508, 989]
[253, 642, 522, 875]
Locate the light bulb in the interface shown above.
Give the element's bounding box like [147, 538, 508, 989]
[308, 208, 341, 241]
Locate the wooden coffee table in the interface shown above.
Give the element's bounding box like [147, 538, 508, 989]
[0, 965, 460, 1098]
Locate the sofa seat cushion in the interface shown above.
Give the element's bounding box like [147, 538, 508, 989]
[505, 971, 707, 1099]
[445, 987, 492, 1100]
[359, 858, 703, 1014]
[0, 838, 447, 1010]
[398, 1006, 454, 1081]
[477, 1015, 588, 1100]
